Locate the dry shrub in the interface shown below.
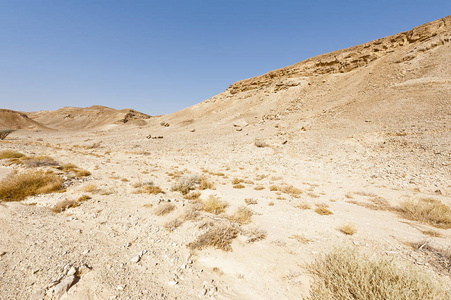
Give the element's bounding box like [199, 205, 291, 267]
[164, 218, 183, 231]
[182, 204, 200, 221]
[154, 203, 176, 216]
[51, 199, 78, 213]
[233, 184, 245, 189]
[422, 230, 442, 237]
[60, 163, 91, 178]
[398, 198, 451, 229]
[0, 171, 63, 201]
[171, 175, 198, 195]
[269, 185, 279, 191]
[142, 185, 164, 195]
[338, 223, 357, 235]
[230, 206, 253, 224]
[0, 150, 25, 159]
[20, 156, 59, 168]
[296, 202, 311, 210]
[244, 198, 258, 205]
[0, 129, 15, 140]
[199, 176, 214, 190]
[188, 224, 239, 252]
[409, 242, 451, 275]
[184, 191, 201, 200]
[232, 178, 244, 185]
[268, 201, 274, 206]
[289, 234, 311, 244]
[241, 227, 267, 243]
[81, 183, 97, 193]
[283, 185, 303, 196]
[202, 195, 227, 214]
[307, 247, 450, 300]
[51, 196, 90, 213]
[315, 207, 333, 215]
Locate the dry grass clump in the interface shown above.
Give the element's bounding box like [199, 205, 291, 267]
[233, 184, 245, 189]
[60, 163, 91, 178]
[164, 218, 183, 231]
[307, 248, 450, 300]
[154, 203, 176, 216]
[0, 129, 15, 140]
[171, 174, 199, 195]
[232, 178, 244, 185]
[51, 195, 91, 213]
[314, 207, 333, 215]
[81, 183, 98, 193]
[289, 234, 311, 244]
[241, 227, 267, 243]
[409, 242, 451, 274]
[198, 176, 214, 190]
[202, 195, 228, 214]
[184, 191, 201, 200]
[244, 198, 258, 205]
[337, 222, 357, 235]
[142, 184, 164, 195]
[0, 171, 63, 201]
[181, 204, 201, 221]
[21, 156, 59, 168]
[398, 198, 451, 229]
[50, 199, 78, 213]
[254, 186, 265, 191]
[229, 206, 253, 224]
[283, 185, 303, 196]
[296, 202, 311, 210]
[0, 150, 25, 159]
[188, 224, 239, 252]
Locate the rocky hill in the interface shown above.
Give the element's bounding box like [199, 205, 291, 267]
[28, 105, 151, 130]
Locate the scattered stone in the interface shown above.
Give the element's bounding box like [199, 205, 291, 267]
[116, 284, 126, 291]
[0, 251, 6, 257]
[146, 134, 152, 139]
[235, 127, 243, 131]
[232, 120, 248, 128]
[190, 129, 196, 132]
[167, 280, 178, 286]
[199, 289, 207, 296]
[82, 249, 90, 255]
[50, 275, 76, 298]
[282, 140, 288, 145]
[130, 255, 141, 263]
[67, 266, 77, 276]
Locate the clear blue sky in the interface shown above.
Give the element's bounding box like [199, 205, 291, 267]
[0, 1, 450, 115]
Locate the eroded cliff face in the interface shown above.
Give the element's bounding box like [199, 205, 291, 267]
[226, 16, 451, 95]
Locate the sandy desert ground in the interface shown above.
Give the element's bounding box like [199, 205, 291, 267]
[0, 16, 451, 299]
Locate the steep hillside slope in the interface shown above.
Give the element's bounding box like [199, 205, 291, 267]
[28, 105, 151, 130]
[0, 109, 49, 130]
[166, 15, 450, 132]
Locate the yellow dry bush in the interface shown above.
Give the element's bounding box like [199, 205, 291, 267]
[0, 171, 63, 201]
[307, 248, 450, 300]
[229, 206, 253, 224]
[0, 150, 25, 159]
[202, 195, 227, 214]
[398, 198, 451, 229]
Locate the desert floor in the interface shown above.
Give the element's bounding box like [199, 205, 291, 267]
[1, 120, 450, 299]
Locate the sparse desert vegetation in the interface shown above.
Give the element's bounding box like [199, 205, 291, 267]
[398, 198, 451, 229]
[0, 170, 63, 201]
[188, 224, 239, 252]
[307, 248, 450, 300]
[1, 14, 451, 300]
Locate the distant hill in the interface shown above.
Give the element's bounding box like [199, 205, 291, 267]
[28, 105, 151, 130]
[0, 109, 49, 130]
